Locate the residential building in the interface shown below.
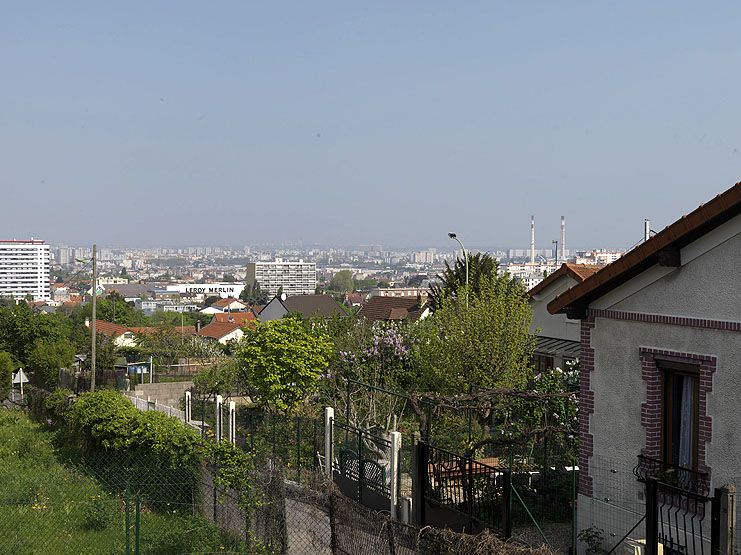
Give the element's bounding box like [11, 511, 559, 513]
[549, 182, 741, 553]
[0, 239, 51, 301]
[258, 294, 346, 321]
[527, 263, 601, 371]
[212, 311, 256, 325]
[197, 321, 244, 344]
[88, 319, 197, 347]
[212, 297, 248, 312]
[246, 258, 316, 296]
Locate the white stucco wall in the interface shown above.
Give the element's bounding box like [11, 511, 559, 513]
[529, 275, 581, 341]
[594, 214, 741, 318]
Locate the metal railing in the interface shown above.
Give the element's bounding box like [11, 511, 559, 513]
[634, 454, 710, 496]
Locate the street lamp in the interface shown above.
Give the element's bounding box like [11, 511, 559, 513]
[448, 232, 469, 300]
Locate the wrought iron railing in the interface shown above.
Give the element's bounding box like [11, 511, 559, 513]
[633, 455, 709, 496]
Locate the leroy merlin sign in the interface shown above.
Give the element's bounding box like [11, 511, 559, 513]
[166, 283, 245, 297]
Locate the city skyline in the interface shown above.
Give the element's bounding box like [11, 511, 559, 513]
[2, 3, 740, 247]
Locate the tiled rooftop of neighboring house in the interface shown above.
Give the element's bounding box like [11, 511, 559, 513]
[357, 295, 428, 322]
[212, 297, 247, 309]
[197, 321, 242, 340]
[213, 312, 256, 325]
[282, 294, 346, 318]
[91, 320, 196, 338]
[527, 263, 603, 298]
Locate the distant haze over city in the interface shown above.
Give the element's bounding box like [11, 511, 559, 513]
[2, 3, 740, 247]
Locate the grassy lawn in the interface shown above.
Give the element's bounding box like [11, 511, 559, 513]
[0, 409, 253, 554]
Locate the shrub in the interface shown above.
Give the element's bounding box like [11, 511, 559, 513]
[43, 387, 74, 426]
[67, 390, 140, 451]
[81, 495, 118, 531]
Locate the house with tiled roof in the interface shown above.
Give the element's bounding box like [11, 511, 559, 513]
[197, 321, 244, 344]
[258, 294, 346, 322]
[548, 182, 741, 552]
[357, 295, 430, 323]
[212, 297, 248, 312]
[527, 263, 602, 371]
[212, 312, 256, 326]
[87, 319, 197, 347]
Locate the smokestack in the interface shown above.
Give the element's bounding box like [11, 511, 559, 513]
[644, 219, 651, 242]
[530, 216, 536, 264]
[560, 216, 566, 261]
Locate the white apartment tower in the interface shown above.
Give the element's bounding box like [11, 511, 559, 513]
[0, 240, 51, 301]
[245, 258, 317, 296]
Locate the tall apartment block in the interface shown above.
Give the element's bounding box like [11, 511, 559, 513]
[245, 258, 316, 296]
[0, 240, 51, 301]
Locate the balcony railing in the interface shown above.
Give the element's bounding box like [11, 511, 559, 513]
[633, 455, 709, 496]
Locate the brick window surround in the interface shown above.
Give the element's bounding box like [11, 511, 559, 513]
[639, 348, 715, 476]
[578, 308, 723, 497]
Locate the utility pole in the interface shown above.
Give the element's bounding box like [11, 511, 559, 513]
[91, 244, 97, 392]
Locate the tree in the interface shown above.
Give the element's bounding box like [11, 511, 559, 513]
[192, 360, 239, 399]
[324, 314, 415, 430]
[412, 275, 535, 394]
[0, 351, 15, 397]
[27, 339, 75, 390]
[0, 302, 71, 364]
[328, 270, 354, 293]
[239, 281, 268, 305]
[204, 296, 220, 307]
[235, 318, 333, 411]
[222, 273, 237, 283]
[428, 252, 500, 310]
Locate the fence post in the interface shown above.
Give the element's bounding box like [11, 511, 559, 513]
[711, 485, 737, 555]
[135, 494, 141, 555]
[125, 482, 131, 555]
[329, 491, 338, 555]
[228, 401, 236, 444]
[185, 390, 191, 423]
[466, 455, 474, 533]
[414, 440, 428, 527]
[645, 478, 659, 555]
[503, 468, 513, 539]
[324, 407, 334, 478]
[389, 431, 401, 519]
[215, 395, 223, 442]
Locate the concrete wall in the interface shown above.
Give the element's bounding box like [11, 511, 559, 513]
[529, 275, 581, 341]
[129, 381, 193, 408]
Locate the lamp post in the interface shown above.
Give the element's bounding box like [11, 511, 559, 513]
[448, 232, 468, 304]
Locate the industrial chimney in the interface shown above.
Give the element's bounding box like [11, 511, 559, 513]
[530, 216, 536, 264]
[560, 216, 566, 261]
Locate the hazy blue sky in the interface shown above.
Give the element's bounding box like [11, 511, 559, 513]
[2, 2, 740, 249]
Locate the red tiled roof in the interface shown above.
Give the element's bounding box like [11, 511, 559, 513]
[549, 181, 741, 316]
[213, 297, 247, 308]
[92, 320, 196, 338]
[213, 312, 255, 325]
[527, 263, 603, 298]
[357, 296, 427, 322]
[197, 321, 242, 340]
